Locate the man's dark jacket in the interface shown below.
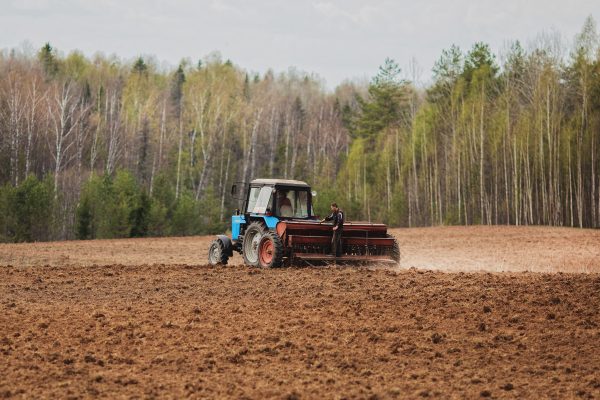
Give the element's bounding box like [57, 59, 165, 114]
[324, 209, 344, 230]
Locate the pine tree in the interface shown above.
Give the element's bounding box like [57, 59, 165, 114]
[171, 63, 186, 113]
[137, 117, 150, 186]
[133, 57, 147, 75]
[38, 42, 59, 78]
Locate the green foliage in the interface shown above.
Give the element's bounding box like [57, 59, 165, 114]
[171, 63, 186, 112]
[0, 176, 54, 242]
[197, 188, 227, 234]
[147, 201, 169, 236]
[462, 42, 498, 83]
[76, 171, 153, 239]
[147, 173, 175, 236]
[137, 117, 150, 185]
[170, 191, 199, 236]
[0, 183, 14, 242]
[15, 176, 54, 242]
[133, 57, 148, 75]
[350, 58, 408, 142]
[504, 41, 526, 82]
[38, 42, 60, 78]
[429, 45, 463, 103]
[73, 169, 227, 240]
[337, 58, 413, 222]
[76, 194, 93, 239]
[388, 182, 408, 226]
[77, 174, 108, 239]
[63, 51, 90, 82]
[152, 173, 176, 210]
[573, 15, 598, 62]
[433, 45, 463, 82]
[312, 186, 336, 219]
[130, 191, 150, 237]
[372, 58, 403, 87]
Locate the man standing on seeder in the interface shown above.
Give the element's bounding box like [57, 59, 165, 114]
[320, 202, 344, 258]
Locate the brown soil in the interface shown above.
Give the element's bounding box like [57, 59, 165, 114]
[394, 226, 600, 273]
[1, 226, 599, 272]
[0, 226, 599, 398]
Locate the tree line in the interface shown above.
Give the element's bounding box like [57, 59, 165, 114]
[0, 16, 599, 242]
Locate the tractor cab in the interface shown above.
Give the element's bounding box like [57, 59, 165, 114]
[244, 179, 314, 219]
[229, 179, 316, 244]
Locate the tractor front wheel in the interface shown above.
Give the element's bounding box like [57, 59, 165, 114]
[258, 232, 284, 268]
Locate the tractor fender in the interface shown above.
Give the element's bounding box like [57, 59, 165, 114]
[216, 235, 233, 257]
[262, 215, 280, 229]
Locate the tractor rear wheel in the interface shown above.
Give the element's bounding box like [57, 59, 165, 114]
[258, 231, 284, 268]
[208, 238, 229, 265]
[242, 222, 266, 266]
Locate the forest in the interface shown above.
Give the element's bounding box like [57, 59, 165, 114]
[0, 17, 599, 242]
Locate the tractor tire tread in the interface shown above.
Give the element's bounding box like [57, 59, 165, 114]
[242, 221, 267, 266]
[208, 238, 229, 265]
[259, 231, 283, 268]
[259, 231, 285, 268]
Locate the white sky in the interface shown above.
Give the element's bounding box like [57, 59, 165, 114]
[1, 0, 599, 89]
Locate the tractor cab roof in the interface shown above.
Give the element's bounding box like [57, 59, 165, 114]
[250, 178, 310, 188]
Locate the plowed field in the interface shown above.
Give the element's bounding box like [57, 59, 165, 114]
[1, 226, 599, 399]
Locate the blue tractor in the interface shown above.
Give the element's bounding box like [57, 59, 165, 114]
[208, 178, 400, 268]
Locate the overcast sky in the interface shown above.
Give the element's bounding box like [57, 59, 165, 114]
[1, 0, 599, 88]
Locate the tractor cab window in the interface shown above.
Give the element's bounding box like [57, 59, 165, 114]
[246, 187, 260, 213]
[248, 186, 273, 214]
[294, 190, 309, 218]
[276, 189, 310, 218]
[276, 190, 293, 217]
